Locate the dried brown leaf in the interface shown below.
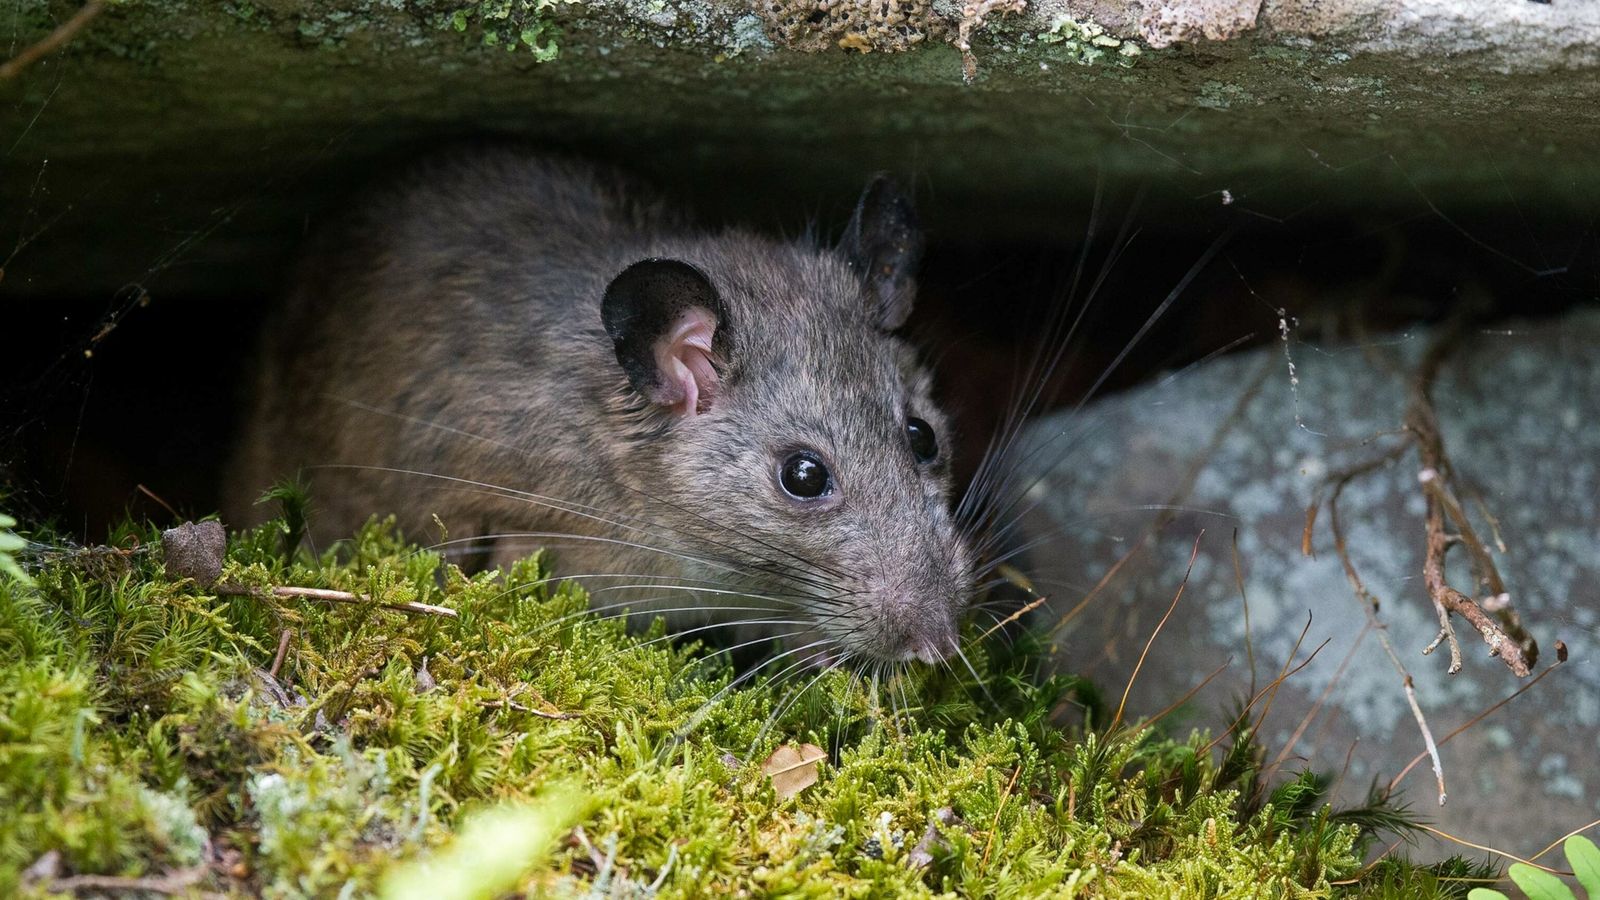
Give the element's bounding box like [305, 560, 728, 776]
[761, 743, 826, 799]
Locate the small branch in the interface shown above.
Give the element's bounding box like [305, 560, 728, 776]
[1112, 531, 1203, 730]
[1384, 658, 1565, 800]
[1327, 472, 1447, 804]
[1300, 441, 1407, 560]
[268, 628, 293, 679]
[216, 583, 458, 619]
[0, 0, 106, 81]
[49, 867, 209, 897]
[481, 698, 578, 720]
[1407, 322, 1536, 676]
[1303, 318, 1538, 680]
[1399, 673, 1445, 805]
[976, 593, 1046, 642]
[979, 765, 1022, 870]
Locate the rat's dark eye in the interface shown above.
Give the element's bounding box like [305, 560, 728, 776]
[906, 417, 938, 463]
[779, 451, 833, 500]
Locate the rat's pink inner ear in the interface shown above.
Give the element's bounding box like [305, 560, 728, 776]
[651, 306, 720, 416]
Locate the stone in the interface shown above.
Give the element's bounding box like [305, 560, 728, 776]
[1019, 309, 1600, 858]
[0, 0, 1596, 299]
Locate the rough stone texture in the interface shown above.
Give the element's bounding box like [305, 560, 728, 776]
[1019, 310, 1600, 859]
[0, 0, 1596, 300]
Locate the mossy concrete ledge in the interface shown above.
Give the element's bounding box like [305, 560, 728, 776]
[0, 0, 1597, 298]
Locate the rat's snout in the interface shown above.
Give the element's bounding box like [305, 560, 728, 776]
[837, 508, 974, 665]
[901, 619, 960, 664]
[860, 577, 966, 664]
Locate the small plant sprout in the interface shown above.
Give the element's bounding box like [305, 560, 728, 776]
[1467, 834, 1600, 900]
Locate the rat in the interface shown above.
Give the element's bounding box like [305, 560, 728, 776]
[225, 149, 974, 667]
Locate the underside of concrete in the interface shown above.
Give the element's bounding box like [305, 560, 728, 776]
[1, 0, 1596, 299]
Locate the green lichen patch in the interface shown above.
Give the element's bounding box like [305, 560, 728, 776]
[0, 514, 1481, 896]
[445, 1, 582, 62]
[1035, 15, 1142, 67]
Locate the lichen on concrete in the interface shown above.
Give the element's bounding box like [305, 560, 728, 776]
[1034, 13, 1141, 66]
[759, 0, 946, 53]
[1020, 310, 1600, 860]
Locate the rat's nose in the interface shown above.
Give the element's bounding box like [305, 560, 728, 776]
[901, 629, 957, 664]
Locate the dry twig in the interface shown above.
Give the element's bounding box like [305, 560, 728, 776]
[1325, 469, 1448, 804]
[0, 0, 106, 81]
[481, 698, 579, 720]
[1407, 322, 1536, 676]
[979, 765, 1022, 870]
[1303, 320, 1537, 679]
[1112, 531, 1202, 730]
[216, 583, 458, 619]
[1383, 658, 1564, 800]
[49, 867, 211, 897]
[268, 628, 293, 679]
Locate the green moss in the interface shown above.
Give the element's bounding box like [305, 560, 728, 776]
[0, 514, 1469, 896]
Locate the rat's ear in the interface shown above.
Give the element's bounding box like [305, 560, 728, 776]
[602, 258, 729, 417]
[842, 174, 924, 331]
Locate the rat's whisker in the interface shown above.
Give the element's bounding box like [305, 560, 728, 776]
[630, 622, 813, 653]
[335, 466, 840, 596]
[960, 227, 1239, 558]
[952, 644, 996, 706]
[615, 480, 850, 582]
[673, 638, 839, 740]
[431, 529, 769, 586]
[746, 660, 837, 758]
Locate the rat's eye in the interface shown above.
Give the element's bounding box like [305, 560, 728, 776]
[779, 451, 833, 500]
[906, 417, 938, 463]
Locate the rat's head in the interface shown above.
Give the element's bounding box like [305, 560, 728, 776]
[600, 176, 973, 666]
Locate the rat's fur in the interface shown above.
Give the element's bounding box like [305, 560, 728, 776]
[226, 150, 972, 664]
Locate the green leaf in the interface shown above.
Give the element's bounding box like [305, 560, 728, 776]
[0, 512, 31, 586]
[380, 783, 588, 900]
[1568, 835, 1600, 898]
[1467, 889, 1510, 900]
[1509, 862, 1578, 900]
[0, 553, 31, 585]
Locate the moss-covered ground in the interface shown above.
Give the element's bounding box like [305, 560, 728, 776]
[0, 510, 1494, 897]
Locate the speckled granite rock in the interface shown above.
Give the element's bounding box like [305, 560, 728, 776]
[1020, 309, 1599, 858]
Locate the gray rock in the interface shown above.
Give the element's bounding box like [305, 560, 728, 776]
[1019, 310, 1599, 858]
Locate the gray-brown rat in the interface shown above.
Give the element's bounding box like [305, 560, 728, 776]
[225, 149, 973, 666]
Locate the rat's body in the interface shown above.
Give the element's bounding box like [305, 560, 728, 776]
[226, 150, 972, 665]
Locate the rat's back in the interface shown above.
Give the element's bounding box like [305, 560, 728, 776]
[225, 152, 666, 545]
